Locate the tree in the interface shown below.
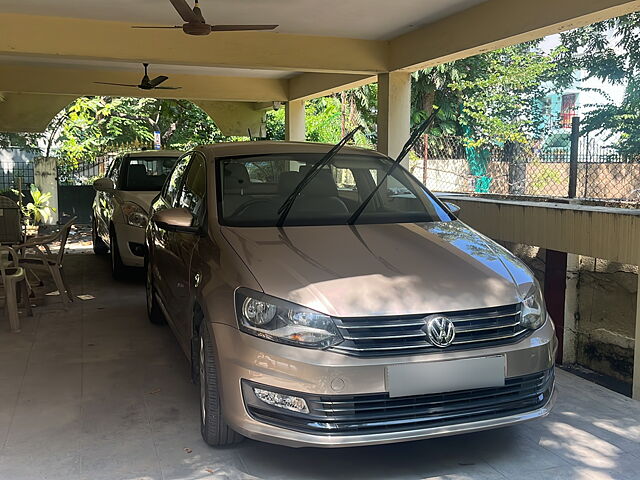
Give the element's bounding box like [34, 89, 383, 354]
[556, 12, 640, 156]
[56, 96, 231, 165]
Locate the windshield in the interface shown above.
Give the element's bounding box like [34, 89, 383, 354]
[217, 153, 452, 227]
[120, 156, 179, 191]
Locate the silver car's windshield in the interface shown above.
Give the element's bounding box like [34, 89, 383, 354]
[217, 153, 452, 227]
[120, 156, 179, 191]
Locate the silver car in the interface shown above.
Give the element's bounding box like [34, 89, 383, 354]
[145, 142, 556, 448]
[92, 150, 181, 278]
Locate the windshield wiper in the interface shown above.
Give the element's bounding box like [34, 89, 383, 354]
[276, 126, 362, 227]
[346, 112, 437, 225]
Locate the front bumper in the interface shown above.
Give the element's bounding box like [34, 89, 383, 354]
[212, 318, 557, 448]
[113, 222, 146, 267]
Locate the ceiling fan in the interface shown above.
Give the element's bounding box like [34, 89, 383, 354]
[94, 63, 181, 91]
[132, 0, 278, 36]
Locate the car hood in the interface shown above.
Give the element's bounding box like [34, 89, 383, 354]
[221, 221, 535, 318]
[116, 191, 159, 211]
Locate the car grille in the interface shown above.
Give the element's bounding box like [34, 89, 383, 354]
[329, 303, 528, 357]
[247, 369, 554, 435]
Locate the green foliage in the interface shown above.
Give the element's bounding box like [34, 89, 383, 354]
[0, 132, 43, 153]
[410, 42, 562, 147]
[11, 184, 56, 225]
[56, 97, 232, 165]
[557, 12, 640, 156]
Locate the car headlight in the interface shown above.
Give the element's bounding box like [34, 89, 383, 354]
[520, 282, 546, 330]
[235, 288, 342, 349]
[121, 201, 148, 228]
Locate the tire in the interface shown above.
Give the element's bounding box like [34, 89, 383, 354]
[145, 257, 166, 325]
[92, 218, 109, 255]
[109, 229, 126, 280]
[199, 322, 243, 447]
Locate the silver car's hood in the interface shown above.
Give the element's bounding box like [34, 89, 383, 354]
[115, 190, 159, 211]
[221, 221, 534, 318]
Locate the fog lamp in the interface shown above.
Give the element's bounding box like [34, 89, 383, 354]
[253, 387, 309, 414]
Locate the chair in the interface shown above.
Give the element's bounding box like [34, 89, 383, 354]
[14, 216, 77, 304]
[0, 246, 32, 332]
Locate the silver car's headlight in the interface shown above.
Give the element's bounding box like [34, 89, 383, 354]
[235, 288, 342, 349]
[520, 282, 546, 330]
[121, 201, 148, 228]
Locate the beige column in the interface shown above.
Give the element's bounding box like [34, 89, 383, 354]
[285, 99, 305, 142]
[34, 156, 59, 225]
[377, 72, 411, 163]
[562, 253, 580, 365]
[634, 273, 640, 400]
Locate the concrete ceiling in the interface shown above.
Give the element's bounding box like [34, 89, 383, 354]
[0, 55, 296, 79]
[0, 0, 487, 40]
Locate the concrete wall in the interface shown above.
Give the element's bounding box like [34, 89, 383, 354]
[501, 241, 637, 386]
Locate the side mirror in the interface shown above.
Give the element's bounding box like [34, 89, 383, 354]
[93, 178, 115, 192]
[445, 202, 461, 215]
[152, 208, 199, 234]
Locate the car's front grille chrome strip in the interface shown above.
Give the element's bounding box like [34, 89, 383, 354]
[329, 304, 530, 357]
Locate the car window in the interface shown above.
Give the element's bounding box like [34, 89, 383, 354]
[120, 156, 179, 191]
[163, 153, 192, 205]
[177, 153, 206, 222]
[108, 157, 122, 184]
[217, 153, 452, 227]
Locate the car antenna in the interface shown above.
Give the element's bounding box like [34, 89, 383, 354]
[346, 111, 437, 225]
[276, 126, 362, 228]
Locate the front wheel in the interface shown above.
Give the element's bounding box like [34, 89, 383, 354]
[110, 229, 126, 280]
[92, 218, 109, 255]
[199, 323, 243, 447]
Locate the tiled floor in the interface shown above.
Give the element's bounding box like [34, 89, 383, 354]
[0, 250, 639, 480]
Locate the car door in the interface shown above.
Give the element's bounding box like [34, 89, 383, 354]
[162, 152, 207, 346]
[151, 152, 192, 320]
[96, 156, 122, 242]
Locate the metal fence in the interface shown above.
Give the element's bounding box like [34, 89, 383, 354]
[409, 119, 640, 204]
[0, 159, 34, 192]
[57, 142, 153, 186]
[57, 157, 110, 186]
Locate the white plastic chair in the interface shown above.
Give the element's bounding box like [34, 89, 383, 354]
[0, 246, 33, 332]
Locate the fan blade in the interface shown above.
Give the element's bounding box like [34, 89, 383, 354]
[132, 25, 182, 29]
[153, 86, 183, 90]
[210, 24, 278, 32]
[149, 75, 169, 88]
[170, 0, 199, 23]
[94, 82, 139, 87]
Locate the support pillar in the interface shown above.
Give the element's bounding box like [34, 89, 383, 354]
[563, 254, 580, 365]
[285, 99, 305, 142]
[634, 273, 640, 400]
[34, 156, 59, 225]
[377, 72, 411, 163]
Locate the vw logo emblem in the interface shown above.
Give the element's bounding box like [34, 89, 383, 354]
[425, 316, 456, 348]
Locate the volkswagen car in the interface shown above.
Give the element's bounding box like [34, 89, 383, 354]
[145, 142, 556, 448]
[92, 150, 181, 278]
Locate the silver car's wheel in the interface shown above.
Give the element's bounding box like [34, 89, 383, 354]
[109, 230, 126, 280]
[199, 323, 243, 447]
[92, 218, 109, 255]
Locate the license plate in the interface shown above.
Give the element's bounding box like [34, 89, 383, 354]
[386, 356, 505, 398]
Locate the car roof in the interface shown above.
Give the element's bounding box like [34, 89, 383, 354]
[196, 141, 387, 159]
[123, 150, 183, 158]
